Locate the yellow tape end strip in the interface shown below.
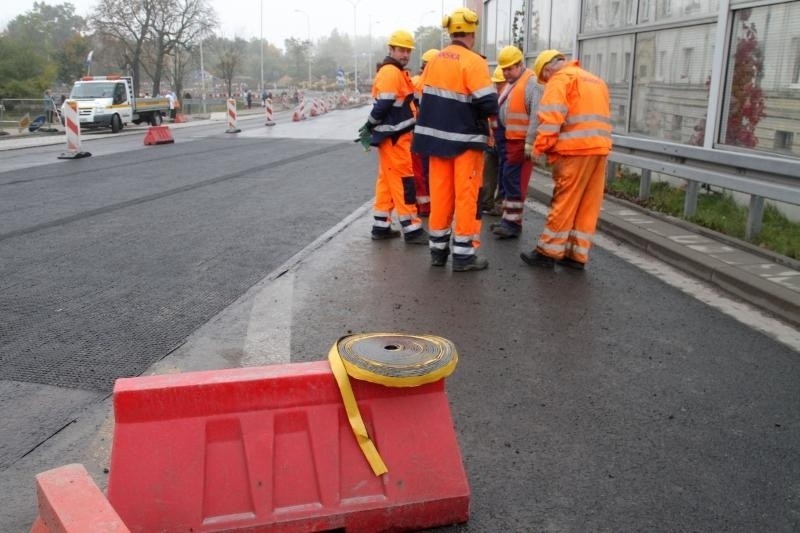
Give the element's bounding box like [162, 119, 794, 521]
[328, 344, 389, 476]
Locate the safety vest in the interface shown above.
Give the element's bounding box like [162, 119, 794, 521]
[534, 60, 612, 157]
[368, 56, 416, 145]
[411, 42, 499, 158]
[502, 69, 536, 141]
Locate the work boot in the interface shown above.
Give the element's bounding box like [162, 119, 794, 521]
[520, 250, 555, 269]
[482, 205, 503, 217]
[492, 222, 521, 239]
[404, 229, 429, 245]
[371, 228, 400, 240]
[452, 254, 489, 272]
[430, 250, 449, 267]
[558, 257, 586, 270]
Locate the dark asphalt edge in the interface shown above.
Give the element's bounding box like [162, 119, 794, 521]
[528, 186, 800, 329]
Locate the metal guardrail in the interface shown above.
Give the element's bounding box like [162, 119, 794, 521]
[607, 135, 800, 239]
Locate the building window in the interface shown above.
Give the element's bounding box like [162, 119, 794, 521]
[624, 52, 632, 82]
[681, 47, 694, 81]
[610, 52, 618, 82]
[792, 38, 800, 85]
[774, 131, 794, 152]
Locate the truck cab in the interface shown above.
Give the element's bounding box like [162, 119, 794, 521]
[63, 76, 169, 133]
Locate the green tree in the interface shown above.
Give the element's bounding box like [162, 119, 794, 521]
[0, 36, 58, 97]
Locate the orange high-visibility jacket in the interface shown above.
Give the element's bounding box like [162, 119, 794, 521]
[534, 60, 612, 157]
[368, 56, 416, 145]
[501, 69, 540, 142]
[412, 42, 499, 158]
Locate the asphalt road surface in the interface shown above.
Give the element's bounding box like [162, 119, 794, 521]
[1, 109, 798, 532]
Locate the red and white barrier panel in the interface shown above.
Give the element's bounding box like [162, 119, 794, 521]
[265, 98, 275, 126]
[292, 99, 307, 122]
[57, 100, 91, 159]
[225, 98, 241, 133]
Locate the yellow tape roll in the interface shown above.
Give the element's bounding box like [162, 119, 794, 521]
[328, 333, 459, 476]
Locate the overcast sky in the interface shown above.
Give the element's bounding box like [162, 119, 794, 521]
[1, 0, 465, 49]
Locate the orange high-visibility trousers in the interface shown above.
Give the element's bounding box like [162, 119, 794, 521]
[536, 154, 607, 264]
[428, 149, 484, 258]
[373, 132, 423, 235]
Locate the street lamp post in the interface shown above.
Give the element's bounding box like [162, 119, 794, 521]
[342, 0, 361, 93]
[294, 9, 312, 87]
[368, 15, 380, 79]
[260, 0, 264, 92]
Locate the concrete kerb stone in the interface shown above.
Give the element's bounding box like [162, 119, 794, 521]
[528, 173, 800, 328]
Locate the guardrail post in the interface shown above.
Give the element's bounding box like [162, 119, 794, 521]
[684, 180, 699, 218]
[605, 160, 618, 188]
[638, 169, 651, 202]
[746, 195, 765, 240]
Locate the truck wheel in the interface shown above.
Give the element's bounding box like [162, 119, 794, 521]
[111, 114, 122, 133]
[150, 113, 163, 126]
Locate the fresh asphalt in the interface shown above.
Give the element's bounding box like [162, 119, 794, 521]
[0, 106, 798, 532]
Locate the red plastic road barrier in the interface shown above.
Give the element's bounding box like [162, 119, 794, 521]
[143, 125, 174, 145]
[31, 463, 130, 532]
[107, 361, 469, 532]
[174, 113, 187, 123]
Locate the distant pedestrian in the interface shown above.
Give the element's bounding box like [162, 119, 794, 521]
[165, 91, 177, 120]
[246, 90, 253, 109]
[43, 89, 54, 124]
[520, 50, 612, 271]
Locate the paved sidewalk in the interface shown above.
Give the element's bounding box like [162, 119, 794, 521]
[528, 175, 800, 328]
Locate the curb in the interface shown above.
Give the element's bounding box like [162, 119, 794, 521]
[528, 184, 800, 328]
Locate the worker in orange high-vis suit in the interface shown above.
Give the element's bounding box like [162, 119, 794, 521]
[520, 49, 612, 270]
[362, 30, 427, 244]
[410, 48, 439, 217]
[412, 7, 499, 272]
[492, 45, 542, 240]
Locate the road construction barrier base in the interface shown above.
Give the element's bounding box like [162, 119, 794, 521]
[265, 120, 276, 126]
[143, 125, 174, 145]
[107, 360, 470, 532]
[57, 151, 91, 159]
[31, 463, 130, 532]
[174, 113, 187, 123]
[225, 127, 241, 133]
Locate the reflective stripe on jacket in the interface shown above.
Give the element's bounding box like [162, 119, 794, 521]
[501, 68, 540, 142]
[534, 60, 612, 157]
[411, 42, 499, 158]
[369, 56, 416, 145]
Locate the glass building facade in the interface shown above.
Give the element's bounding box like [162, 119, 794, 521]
[479, 0, 800, 160]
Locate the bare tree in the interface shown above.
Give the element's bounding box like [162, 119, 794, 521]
[90, 0, 157, 96]
[91, 0, 216, 96]
[212, 36, 247, 97]
[144, 0, 216, 95]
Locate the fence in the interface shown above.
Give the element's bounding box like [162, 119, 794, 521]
[606, 135, 800, 239]
[0, 99, 61, 130]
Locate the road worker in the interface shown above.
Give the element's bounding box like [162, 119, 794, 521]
[412, 7, 499, 271]
[520, 50, 612, 270]
[360, 29, 427, 244]
[492, 45, 542, 240]
[480, 65, 508, 217]
[411, 48, 439, 217]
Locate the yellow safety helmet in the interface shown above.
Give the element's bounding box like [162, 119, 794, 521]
[497, 46, 524, 69]
[491, 65, 505, 83]
[421, 48, 439, 63]
[533, 49, 565, 79]
[388, 30, 415, 50]
[442, 7, 479, 34]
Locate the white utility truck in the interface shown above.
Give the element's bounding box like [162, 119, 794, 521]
[63, 75, 170, 133]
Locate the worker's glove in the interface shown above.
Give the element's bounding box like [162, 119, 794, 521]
[354, 122, 374, 152]
[524, 142, 533, 160]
